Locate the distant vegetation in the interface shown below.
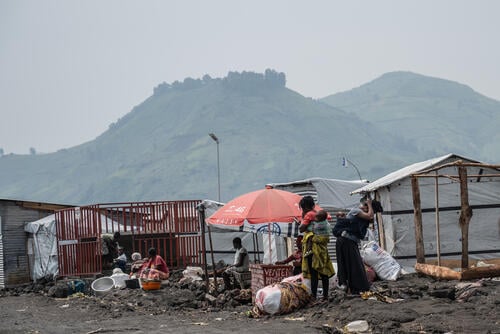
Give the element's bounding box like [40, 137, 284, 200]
[0, 70, 498, 205]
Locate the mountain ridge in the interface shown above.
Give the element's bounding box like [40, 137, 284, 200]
[321, 71, 500, 160]
[0, 70, 498, 205]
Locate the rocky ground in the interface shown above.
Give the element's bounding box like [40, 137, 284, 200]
[0, 270, 499, 334]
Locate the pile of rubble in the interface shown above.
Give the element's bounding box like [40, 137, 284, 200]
[0, 269, 253, 315]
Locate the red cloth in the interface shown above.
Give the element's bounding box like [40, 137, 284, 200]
[140, 255, 169, 278]
[301, 210, 316, 227]
[365, 265, 377, 283]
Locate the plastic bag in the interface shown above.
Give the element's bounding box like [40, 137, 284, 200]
[111, 273, 130, 288]
[329, 273, 339, 290]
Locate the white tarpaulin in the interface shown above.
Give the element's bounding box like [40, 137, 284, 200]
[25, 215, 58, 280]
[352, 153, 500, 265]
[267, 177, 369, 211]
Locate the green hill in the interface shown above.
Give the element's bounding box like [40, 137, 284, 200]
[1, 70, 497, 205]
[321, 71, 500, 160]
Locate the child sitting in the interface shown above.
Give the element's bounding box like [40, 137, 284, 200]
[304, 210, 331, 257]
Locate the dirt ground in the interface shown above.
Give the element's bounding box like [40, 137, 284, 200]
[1, 272, 499, 334]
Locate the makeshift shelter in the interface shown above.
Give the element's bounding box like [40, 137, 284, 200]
[0, 199, 72, 288]
[25, 211, 123, 280]
[24, 215, 58, 281]
[352, 154, 500, 267]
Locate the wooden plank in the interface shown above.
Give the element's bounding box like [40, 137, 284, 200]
[415, 263, 460, 280]
[415, 262, 500, 280]
[461, 265, 500, 280]
[16, 201, 72, 212]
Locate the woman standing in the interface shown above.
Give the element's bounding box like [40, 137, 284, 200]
[298, 196, 335, 302]
[334, 197, 373, 295]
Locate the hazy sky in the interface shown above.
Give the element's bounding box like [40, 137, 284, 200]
[1, 1, 499, 154]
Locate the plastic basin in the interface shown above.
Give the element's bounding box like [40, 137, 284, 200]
[91, 277, 114, 296]
[141, 280, 161, 291]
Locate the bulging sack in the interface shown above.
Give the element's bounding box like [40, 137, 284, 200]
[254, 282, 312, 315]
[361, 241, 401, 281]
[254, 285, 282, 315]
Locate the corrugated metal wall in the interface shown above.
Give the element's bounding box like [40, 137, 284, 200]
[0, 215, 4, 288]
[0, 201, 52, 288]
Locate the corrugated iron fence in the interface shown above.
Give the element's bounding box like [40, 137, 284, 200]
[56, 200, 202, 277]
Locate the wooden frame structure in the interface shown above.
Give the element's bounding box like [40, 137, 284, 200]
[411, 160, 500, 279]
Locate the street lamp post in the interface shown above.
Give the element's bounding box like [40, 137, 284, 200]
[207, 133, 220, 290]
[342, 156, 363, 181]
[209, 133, 220, 202]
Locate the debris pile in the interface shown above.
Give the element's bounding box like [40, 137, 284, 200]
[0, 269, 253, 314]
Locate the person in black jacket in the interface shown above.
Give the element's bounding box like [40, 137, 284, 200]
[333, 197, 373, 295]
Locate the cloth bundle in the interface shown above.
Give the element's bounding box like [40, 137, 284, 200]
[254, 282, 313, 315]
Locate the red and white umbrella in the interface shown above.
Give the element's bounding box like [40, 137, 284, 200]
[207, 187, 322, 237]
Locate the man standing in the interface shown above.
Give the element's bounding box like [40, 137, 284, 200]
[222, 237, 249, 289]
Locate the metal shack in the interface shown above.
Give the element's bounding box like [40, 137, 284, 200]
[0, 199, 72, 288]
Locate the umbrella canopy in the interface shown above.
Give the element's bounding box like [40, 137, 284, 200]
[207, 187, 320, 237]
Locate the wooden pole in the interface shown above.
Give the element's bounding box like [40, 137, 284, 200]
[411, 176, 425, 264]
[255, 233, 261, 263]
[458, 165, 473, 270]
[268, 223, 272, 264]
[207, 223, 218, 291]
[198, 204, 210, 291]
[434, 172, 441, 266]
[252, 232, 257, 263]
[374, 192, 386, 249]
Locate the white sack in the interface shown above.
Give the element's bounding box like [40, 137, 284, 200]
[111, 273, 130, 289]
[254, 285, 282, 315]
[183, 266, 204, 281]
[361, 241, 401, 281]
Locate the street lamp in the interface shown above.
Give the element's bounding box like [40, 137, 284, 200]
[342, 156, 363, 181]
[209, 133, 221, 202]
